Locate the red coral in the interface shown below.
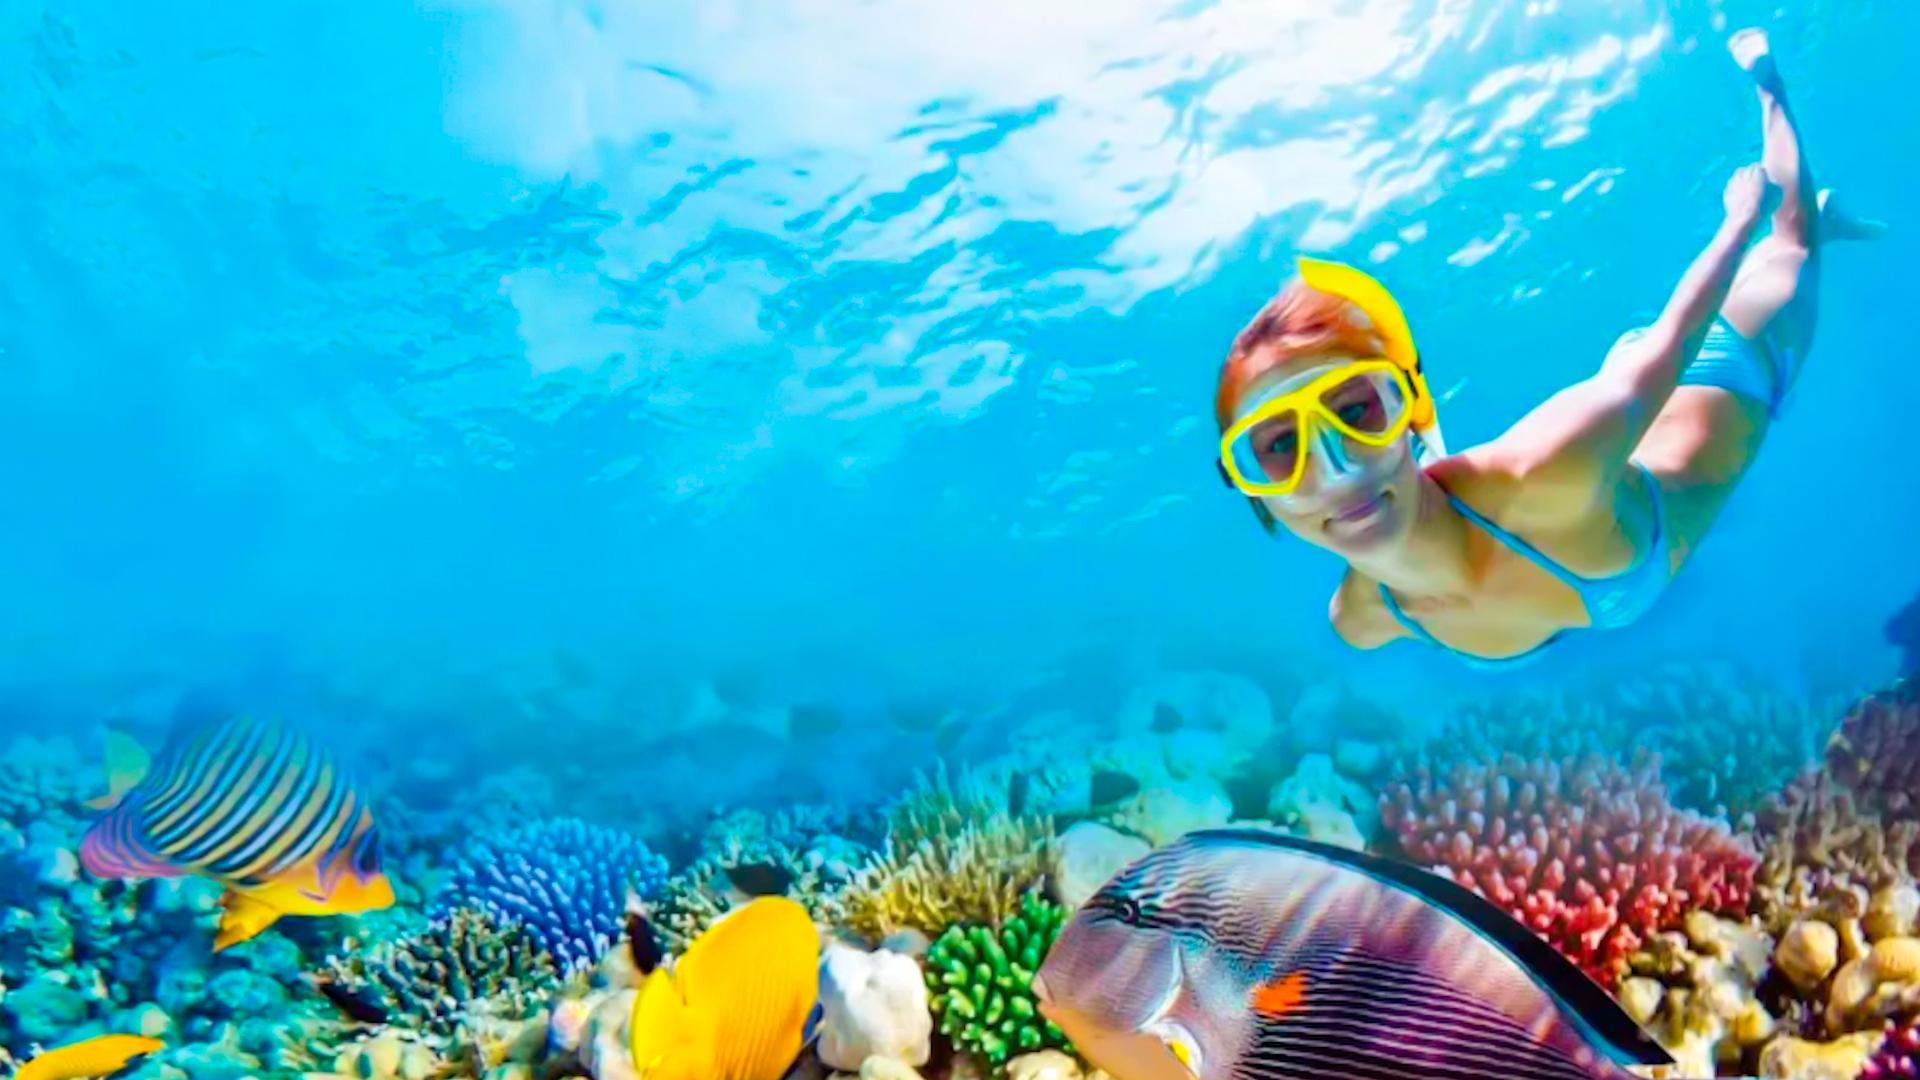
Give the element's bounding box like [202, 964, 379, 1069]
[1863, 1018, 1920, 1080]
[1826, 679, 1920, 823]
[1378, 752, 1757, 985]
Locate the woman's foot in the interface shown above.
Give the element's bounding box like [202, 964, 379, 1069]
[1818, 189, 1889, 242]
[1730, 28, 1786, 97]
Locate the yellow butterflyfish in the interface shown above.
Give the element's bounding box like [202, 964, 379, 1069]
[629, 896, 822, 1080]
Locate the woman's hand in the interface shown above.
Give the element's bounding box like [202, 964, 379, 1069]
[1723, 163, 1781, 227]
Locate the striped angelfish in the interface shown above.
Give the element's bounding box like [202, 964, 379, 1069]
[80, 716, 393, 948]
[1034, 829, 1705, 1080]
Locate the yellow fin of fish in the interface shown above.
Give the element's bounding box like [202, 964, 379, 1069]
[239, 844, 396, 919]
[16, 1034, 164, 1080]
[628, 896, 819, 1080]
[212, 889, 286, 952]
[629, 966, 715, 1080]
[82, 731, 151, 811]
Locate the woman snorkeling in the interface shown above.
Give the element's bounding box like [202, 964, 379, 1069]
[1215, 29, 1883, 667]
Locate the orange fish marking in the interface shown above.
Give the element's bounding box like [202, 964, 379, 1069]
[1251, 971, 1308, 1017]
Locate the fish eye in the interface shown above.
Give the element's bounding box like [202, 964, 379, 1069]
[1114, 896, 1142, 924]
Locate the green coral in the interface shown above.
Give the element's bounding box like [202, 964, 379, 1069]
[924, 891, 1072, 1071]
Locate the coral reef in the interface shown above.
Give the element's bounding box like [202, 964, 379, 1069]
[1048, 823, 1149, 912]
[924, 891, 1071, 1072]
[831, 767, 1054, 942]
[1863, 1017, 1920, 1079]
[649, 824, 841, 953]
[1752, 770, 1920, 934]
[8, 666, 1918, 1080]
[1825, 680, 1920, 824]
[1379, 751, 1757, 984]
[318, 907, 559, 1038]
[1436, 664, 1836, 821]
[1618, 910, 1775, 1077]
[435, 817, 669, 974]
[818, 941, 934, 1071]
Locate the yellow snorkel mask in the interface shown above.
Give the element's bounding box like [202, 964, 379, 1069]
[1218, 257, 1447, 501]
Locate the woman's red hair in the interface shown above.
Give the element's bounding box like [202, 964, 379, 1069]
[1214, 278, 1385, 432]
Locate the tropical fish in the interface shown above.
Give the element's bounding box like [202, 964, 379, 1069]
[306, 972, 392, 1025]
[626, 905, 665, 976]
[1089, 770, 1142, 807]
[1034, 829, 1696, 1080]
[15, 1034, 163, 1080]
[724, 861, 795, 899]
[78, 715, 394, 950]
[629, 895, 822, 1080]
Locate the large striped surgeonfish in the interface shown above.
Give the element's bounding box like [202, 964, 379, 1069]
[79, 716, 394, 950]
[1034, 829, 1707, 1080]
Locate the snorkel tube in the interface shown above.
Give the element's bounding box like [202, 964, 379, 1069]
[1294, 257, 1447, 463]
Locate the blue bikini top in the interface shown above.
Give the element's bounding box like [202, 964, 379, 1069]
[1376, 465, 1672, 669]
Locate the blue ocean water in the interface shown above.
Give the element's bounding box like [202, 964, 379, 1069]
[1, 0, 1915, 736]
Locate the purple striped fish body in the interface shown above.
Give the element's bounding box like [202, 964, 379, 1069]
[79, 716, 390, 911]
[1035, 829, 1683, 1080]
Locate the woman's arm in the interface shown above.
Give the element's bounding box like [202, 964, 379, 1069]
[1474, 166, 1777, 516]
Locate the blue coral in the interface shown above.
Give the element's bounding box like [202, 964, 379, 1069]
[434, 817, 669, 974]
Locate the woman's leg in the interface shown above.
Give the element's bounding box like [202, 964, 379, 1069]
[1632, 29, 1817, 569]
[1718, 28, 1818, 359]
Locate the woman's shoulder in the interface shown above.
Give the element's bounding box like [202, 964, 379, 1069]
[1424, 441, 1583, 532]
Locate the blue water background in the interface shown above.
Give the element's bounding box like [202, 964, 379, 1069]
[2, 0, 1915, 749]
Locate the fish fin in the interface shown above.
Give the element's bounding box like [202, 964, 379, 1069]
[1188, 829, 1676, 1067]
[1249, 970, 1308, 1017]
[83, 731, 151, 811]
[629, 967, 691, 1076]
[213, 890, 284, 951]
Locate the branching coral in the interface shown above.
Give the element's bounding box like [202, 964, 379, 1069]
[1752, 769, 1920, 934]
[320, 907, 559, 1038]
[1378, 751, 1757, 985]
[1825, 680, 1920, 824]
[925, 891, 1072, 1071]
[830, 765, 1055, 942]
[651, 829, 837, 954]
[435, 817, 669, 974]
[1439, 666, 1836, 821]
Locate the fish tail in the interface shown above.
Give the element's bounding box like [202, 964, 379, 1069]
[83, 731, 152, 811]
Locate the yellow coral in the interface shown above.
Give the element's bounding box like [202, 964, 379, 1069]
[1622, 914, 1776, 1078]
[829, 765, 1054, 940]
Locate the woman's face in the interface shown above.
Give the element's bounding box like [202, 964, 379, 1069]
[1237, 350, 1423, 558]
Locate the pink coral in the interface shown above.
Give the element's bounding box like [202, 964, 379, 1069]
[1863, 1018, 1920, 1080]
[1826, 679, 1920, 823]
[1379, 752, 1758, 985]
